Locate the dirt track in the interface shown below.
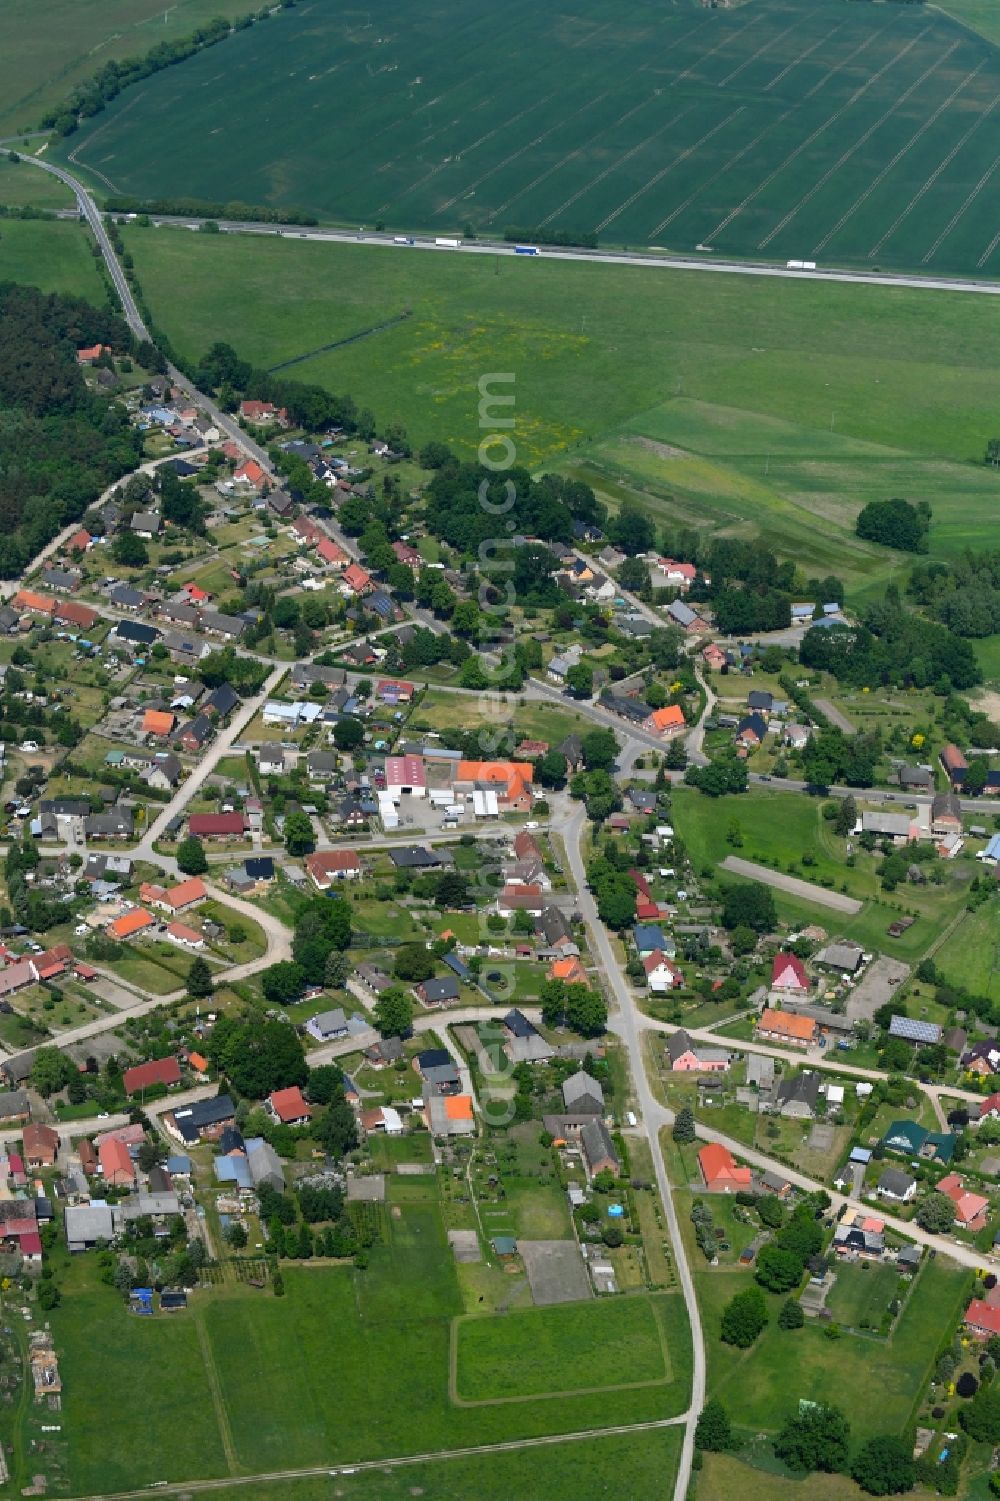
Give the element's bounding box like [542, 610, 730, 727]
[720, 856, 863, 913]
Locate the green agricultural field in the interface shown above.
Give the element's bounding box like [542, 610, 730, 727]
[0, 0, 254, 138]
[61, 0, 1000, 276]
[455, 1295, 672, 1401]
[0, 217, 106, 300]
[566, 400, 1000, 597]
[49, 1285, 229, 1491]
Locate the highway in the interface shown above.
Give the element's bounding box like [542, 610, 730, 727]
[63, 201, 1000, 301]
[17, 147, 1000, 303]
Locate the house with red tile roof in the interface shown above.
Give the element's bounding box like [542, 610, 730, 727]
[166, 921, 204, 950]
[65, 529, 92, 554]
[33, 943, 73, 982]
[304, 850, 362, 888]
[99, 1135, 135, 1187]
[239, 399, 288, 426]
[966, 1298, 1000, 1339]
[698, 1143, 752, 1192]
[12, 590, 55, 616]
[233, 459, 267, 491]
[77, 344, 109, 365]
[644, 951, 684, 993]
[547, 955, 589, 987]
[936, 1173, 989, 1230]
[756, 1008, 817, 1048]
[377, 679, 415, 704]
[392, 540, 422, 568]
[317, 537, 348, 567]
[161, 877, 207, 912]
[643, 704, 686, 738]
[771, 953, 810, 995]
[143, 709, 175, 738]
[656, 559, 697, 590]
[107, 909, 154, 941]
[266, 1086, 311, 1126]
[22, 1124, 59, 1167]
[122, 1057, 181, 1097]
[343, 563, 373, 595]
[54, 600, 99, 631]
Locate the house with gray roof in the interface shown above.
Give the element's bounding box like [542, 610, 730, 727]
[562, 1070, 604, 1115]
[65, 1202, 115, 1252]
[876, 1167, 917, 1203]
[775, 1070, 821, 1119]
[247, 1139, 285, 1192]
[581, 1119, 620, 1180]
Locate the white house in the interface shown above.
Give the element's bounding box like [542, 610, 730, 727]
[643, 951, 684, 993]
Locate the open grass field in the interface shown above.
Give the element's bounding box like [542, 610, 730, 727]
[50, 1283, 229, 1491]
[61, 0, 1000, 276]
[671, 785, 976, 959]
[119, 224, 1000, 597]
[105, 1428, 684, 1501]
[0, 0, 254, 138]
[51, 1199, 692, 1491]
[0, 217, 106, 301]
[824, 1259, 902, 1329]
[696, 1453, 860, 1501]
[455, 1295, 671, 1401]
[0, 157, 75, 209]
[935, 901, 1000, 1002]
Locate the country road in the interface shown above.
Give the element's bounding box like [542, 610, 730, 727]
[554, 796, 705, 1501]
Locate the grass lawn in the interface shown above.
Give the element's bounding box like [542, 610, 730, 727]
[105, 947, 189, 995]
[0, 218, 106, 301]
[411, 689, 588, 745]
[455, 1295, 671, 1402]
[347, 893, 424, 941]
[824, 1260, 903, 1330]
